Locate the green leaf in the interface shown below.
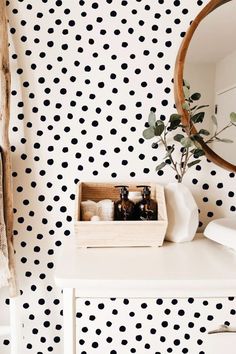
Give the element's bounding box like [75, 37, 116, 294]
[191, 112, 205, 123]
[174, 134, 185, 142]
[187, 159, 201, 168]
[169, 123, 180, 131]
[195, 104, 209, 111]
[180, 137, 193, 148]
[148, 111, 156, 127]
[143, 127, 155, 140]
[193, 149, 205, 158]
[155, 162, 166, 171]
[211, 115, 218, 127]
[191, 92, 201, 101]
[154, 120, 165, 136]
[183, 86, 190, 100]
[216, 138, 234, 143]
[168, 114, 181, 131]
[182, 102, 190, 110]
[198, 129, 210, 136]
[168, 115, 181, 131]
[183, 79, 190, 89]
[170, 113, 182, 122]
[230, 112, 236, 123]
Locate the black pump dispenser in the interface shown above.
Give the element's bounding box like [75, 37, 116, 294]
[138, 185, 151, 197]
[115, 185, 129, 198]
[114, 185, 135, 220]
[136, 185, 158, 220]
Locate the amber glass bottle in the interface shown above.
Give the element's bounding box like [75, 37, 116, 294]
[114, 186, 135, 220]
[136, 185, 158, 220]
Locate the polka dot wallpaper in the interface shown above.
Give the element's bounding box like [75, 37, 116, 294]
[0, 0, 235, 353]
[75, 297, 236, 354]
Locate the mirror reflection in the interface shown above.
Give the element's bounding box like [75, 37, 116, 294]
[184, 0, 236, 165]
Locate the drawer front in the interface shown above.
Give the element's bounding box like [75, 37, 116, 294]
[207, 332, 236, 354]
[75, 297, 236, 354]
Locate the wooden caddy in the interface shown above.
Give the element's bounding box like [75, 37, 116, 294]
[74, 182, 168, 248]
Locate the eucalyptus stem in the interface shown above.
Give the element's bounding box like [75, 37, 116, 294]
[206, 122, 234, 144]
[143, 91, 236, 183]
[160, 135, 181, 181]
[181, 147, 189, 181]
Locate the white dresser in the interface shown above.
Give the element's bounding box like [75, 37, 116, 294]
[55, 234, 236, 354]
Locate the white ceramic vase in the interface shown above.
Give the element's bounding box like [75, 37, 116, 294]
[164, 182, 199, 243]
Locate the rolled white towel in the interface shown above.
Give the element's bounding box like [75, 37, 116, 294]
[81, 199, 114, 221]
[97, 199, 114, 221]
[91, 215, 101, 222]
[81, 200, 97, 221]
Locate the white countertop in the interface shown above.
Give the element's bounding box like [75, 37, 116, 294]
[54, 234, 236, 298]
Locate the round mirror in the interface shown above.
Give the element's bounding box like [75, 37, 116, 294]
[174, 0, 236, 172]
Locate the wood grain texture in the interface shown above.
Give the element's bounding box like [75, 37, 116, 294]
[174, 0, 236, 172]
[74, 182, 168, 248]
[78, 182, 157, 203]
[0, 0, 17, 296]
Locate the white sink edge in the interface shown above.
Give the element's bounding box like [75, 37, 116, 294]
[204, 218, 236, 251]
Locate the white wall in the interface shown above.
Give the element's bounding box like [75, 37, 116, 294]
[213, 49, 236, 164]
[184, 50, 236, 165]
[215, 49, 236, 92]
[184, 62, 215, 133]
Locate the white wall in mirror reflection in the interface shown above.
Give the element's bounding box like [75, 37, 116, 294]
[184, 0, 236, 165]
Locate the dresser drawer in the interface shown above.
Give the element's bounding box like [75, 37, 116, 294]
[75, 297, 236, 354]
[207, 330, 236, 354]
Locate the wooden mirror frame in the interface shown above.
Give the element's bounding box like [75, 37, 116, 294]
[174, 0, 236, 172]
